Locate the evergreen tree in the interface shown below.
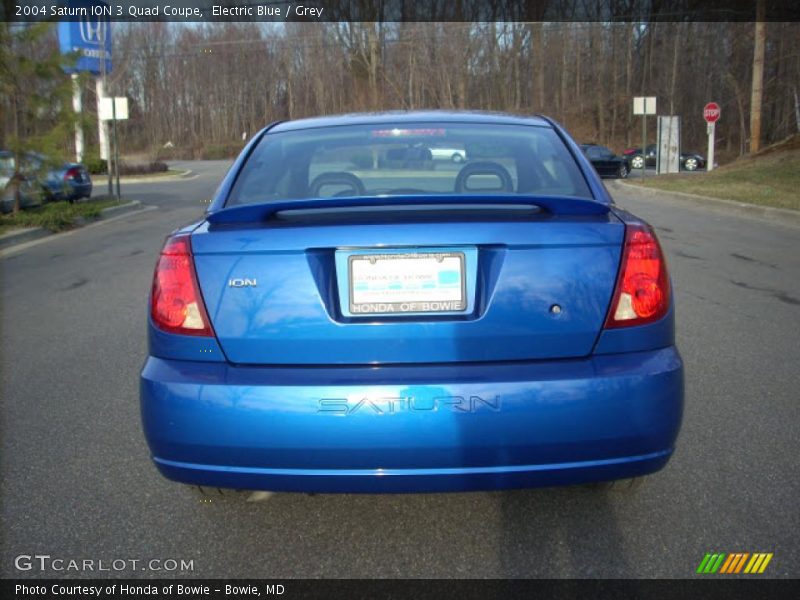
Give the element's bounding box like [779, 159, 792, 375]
[1, 22, 84, 213]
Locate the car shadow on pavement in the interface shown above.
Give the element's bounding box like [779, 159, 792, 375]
[495, 485, 634, 577]
[175, 482, 635, 578]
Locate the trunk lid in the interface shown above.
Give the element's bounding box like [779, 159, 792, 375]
[191, 199, 623, 365]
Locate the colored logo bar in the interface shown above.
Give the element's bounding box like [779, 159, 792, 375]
[697, 553, 773, 574]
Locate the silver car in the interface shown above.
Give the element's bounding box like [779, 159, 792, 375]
[427, 143, 467, 163]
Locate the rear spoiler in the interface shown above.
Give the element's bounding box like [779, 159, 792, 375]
[206, 194, 609, 225]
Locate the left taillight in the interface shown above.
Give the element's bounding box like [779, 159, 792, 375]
[150, 235, 214, 337]
[604, 223, 671, 329]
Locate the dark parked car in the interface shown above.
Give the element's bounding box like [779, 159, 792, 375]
[141, 111, 683, 494]
[0, 151, 92, 213]
[679, 151, 706, 171]
[622, 144, 657, 170]
[580, 143, 630, 178]
[623, 144, 706, 171]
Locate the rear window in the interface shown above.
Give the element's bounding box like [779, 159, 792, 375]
[226, 123, 591, 206]
[583, 145, 614, 160]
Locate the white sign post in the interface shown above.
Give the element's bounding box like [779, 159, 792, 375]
[657, 116, 681, 174]
[707, 123, 715, 172]
[58, 2, 112, 165]
[71, 73, 84, 163]
[96, 79, 110, 161]
[704, 102, 721, 172]
[633, 97, 657, 180]
[99, 97, 128, 199]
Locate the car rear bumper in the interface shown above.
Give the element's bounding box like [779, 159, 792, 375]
[65, 182, 92, 199]
[140, 346, 683, 493]
[46, 182, 92, 200]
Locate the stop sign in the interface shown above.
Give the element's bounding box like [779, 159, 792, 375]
[704, 102, 721, 123]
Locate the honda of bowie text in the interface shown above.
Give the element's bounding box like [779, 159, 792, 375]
[140, 111, 683, 494]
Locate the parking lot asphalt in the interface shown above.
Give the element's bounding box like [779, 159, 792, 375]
[1, 162, 798, 578]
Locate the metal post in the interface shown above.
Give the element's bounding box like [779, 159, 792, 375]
[71, 73, 84, 163]
[112, 98, 120, 200]
[105, 87, 112, 198]
[641, 114, 646, 182]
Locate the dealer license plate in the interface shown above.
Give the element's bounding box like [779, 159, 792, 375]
[348, 252, 466, 315]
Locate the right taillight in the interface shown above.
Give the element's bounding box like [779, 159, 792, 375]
[150, 234, 214, 337]
[604, 223, 670, 328]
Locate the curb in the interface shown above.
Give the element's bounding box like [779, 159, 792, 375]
[0, 227, 51, 250]
[117, 169, 193, 184]
[0, 200, 145, 253]
[613, 181, 800, 227]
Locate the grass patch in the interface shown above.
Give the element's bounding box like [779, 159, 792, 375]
[0, 199, 122, 235]
[629, 143, 800, 211]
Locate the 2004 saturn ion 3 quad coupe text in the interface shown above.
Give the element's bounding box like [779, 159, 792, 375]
[140, 111, 684, 494]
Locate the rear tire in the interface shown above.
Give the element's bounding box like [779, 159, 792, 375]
[618, 163, 629, 179]
[683, 157, 698, 171]
[451, 153, 464, 163]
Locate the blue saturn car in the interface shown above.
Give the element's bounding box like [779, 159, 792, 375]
[141, 111, 683, 494]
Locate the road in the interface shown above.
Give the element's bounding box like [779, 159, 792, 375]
[1, 162, 798, 578]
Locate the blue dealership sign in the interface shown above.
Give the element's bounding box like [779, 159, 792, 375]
[57, 0, 112, 75]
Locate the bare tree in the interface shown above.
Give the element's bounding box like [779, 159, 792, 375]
[750, 0, 766, 152]
[67, 19, 796, 161]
